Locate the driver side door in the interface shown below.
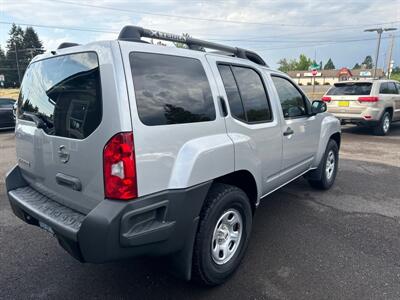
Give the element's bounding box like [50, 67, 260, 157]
[270, 74, 320, 180]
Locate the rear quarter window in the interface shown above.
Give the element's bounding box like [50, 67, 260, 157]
[130, 52, 216, 126]
[380, 82, 397, 94]
[327, 82, 372, 95]
[18, 52, 102, 139]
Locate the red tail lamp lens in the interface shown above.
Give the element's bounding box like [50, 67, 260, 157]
[103, 132, 137, 200]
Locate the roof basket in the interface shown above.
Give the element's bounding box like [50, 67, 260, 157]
[118, 26, 267, 66]
[57, 42, 80, 49]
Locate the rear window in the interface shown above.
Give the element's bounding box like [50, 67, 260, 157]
[18, 52, 101, 139]
[327, 82, 372, 95]
[130, 52, 216, 126]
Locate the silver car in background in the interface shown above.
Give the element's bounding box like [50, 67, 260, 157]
[322, 80, 400, 135]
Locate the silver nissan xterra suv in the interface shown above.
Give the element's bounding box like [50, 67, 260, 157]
[6, 26, 341, 286]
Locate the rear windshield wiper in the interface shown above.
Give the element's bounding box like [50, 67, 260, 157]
[22, 112, 47, 129]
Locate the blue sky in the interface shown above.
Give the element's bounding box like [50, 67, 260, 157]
[0, 0, 399, 69]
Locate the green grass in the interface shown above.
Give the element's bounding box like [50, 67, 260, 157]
[390, 73, 400, 82]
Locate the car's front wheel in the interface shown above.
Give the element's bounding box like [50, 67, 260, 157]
[308, 139, 339, 190]
[192, 183, 252, 286]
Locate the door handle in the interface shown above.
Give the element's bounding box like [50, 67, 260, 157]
[283, 127, 294, 136]
[56, 173, 82, 191]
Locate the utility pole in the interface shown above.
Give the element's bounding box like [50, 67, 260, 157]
[14, 43, 21, 86]
[364, 27, 397, 79]
[386, 34, 395, 79]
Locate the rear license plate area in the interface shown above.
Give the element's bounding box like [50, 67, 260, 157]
[338, 101, 349, 107]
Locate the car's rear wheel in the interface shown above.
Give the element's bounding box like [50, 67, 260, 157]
[373, 111, 391, 136]
[192, 183, 252, 286]
[308, 139, 339, 190]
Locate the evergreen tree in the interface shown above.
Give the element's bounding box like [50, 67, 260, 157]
[3, 24, 44, 87]
[323, 58, 335, 70]
[5, 24, 25, 87]
[362, 55, 373, 69]
[353, 63, 361, 69]
[296, 54, 312, 70]
[23, 27, 44, 59]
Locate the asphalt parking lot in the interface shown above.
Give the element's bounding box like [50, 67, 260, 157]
[1, 124, 399, 299]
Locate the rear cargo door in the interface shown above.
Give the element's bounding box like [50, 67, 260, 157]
[15, 48, 131, 213]
[326, 82, 373, 114]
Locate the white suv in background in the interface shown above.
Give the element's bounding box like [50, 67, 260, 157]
[322, 80, 400, 135]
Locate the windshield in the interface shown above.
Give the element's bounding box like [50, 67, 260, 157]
[327, 82, 372, 96]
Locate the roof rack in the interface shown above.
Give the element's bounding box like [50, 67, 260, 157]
[57, 42, 80, 49]
[118, 26, 267, 66]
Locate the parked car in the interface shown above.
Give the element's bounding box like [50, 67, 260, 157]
[0, 98, 16, 129]
[322, 80, 400, 135]
[5, 26, 341, 286]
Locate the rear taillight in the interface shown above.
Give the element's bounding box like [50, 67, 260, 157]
[321, 96, 331, 102]
[103, 132, 137, 200]
[358, 96, 379, 102]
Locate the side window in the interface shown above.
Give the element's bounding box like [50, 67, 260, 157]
[271, 76, 308, 118]
[130, 53, 216, 126]
[379, 82, 390, 94]
[218, 64, 272, 123]
[231, 66, 272, 122]
[387, 82, 398, 94]
[396, 83, 400, 94]
[217, 65, 246, 121]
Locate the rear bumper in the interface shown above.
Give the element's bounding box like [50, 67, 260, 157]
[338, 117, 379, 126]
[329, 107, 383, 123]
[6, 165, 211, 265]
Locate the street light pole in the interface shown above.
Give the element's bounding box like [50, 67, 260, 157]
[364, 27, 397, 79]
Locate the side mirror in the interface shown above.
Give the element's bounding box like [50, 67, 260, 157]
[311, 100, 327, 115]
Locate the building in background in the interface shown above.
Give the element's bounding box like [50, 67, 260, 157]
[287, 68, 385, 86]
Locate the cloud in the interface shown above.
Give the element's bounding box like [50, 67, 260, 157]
[1, 0, 399, 68]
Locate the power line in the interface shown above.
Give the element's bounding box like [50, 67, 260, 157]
[3, 20, 400, 46]
[0, 21, 117, 34]
[25, 0, 400, 28]
[255, 34, 400, 51]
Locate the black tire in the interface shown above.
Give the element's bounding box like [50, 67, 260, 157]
[308, 139, 339, 190]
[192, 183, 252, 286]
[373, 111, 391, 136]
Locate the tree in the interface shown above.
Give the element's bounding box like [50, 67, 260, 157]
[362, 55, 373, 69]
[296, 54, 312, 70]
[353, 63, 361, 69]
[277, 58, 295, 72]
[323, 58, 335, 70]
[2, 24, 44, 87]
[5, 24, 25, 87]
[23, 27, 44, 59]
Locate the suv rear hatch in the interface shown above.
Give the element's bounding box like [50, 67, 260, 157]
[324, 82, 374, 114]
[16, 49, 131, 214]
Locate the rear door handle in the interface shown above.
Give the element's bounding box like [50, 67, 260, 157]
[56, 173, 82, 191]
[283, 127, 294, 136]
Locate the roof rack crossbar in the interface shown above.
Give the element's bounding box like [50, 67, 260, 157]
[118, 26, 267, 66]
